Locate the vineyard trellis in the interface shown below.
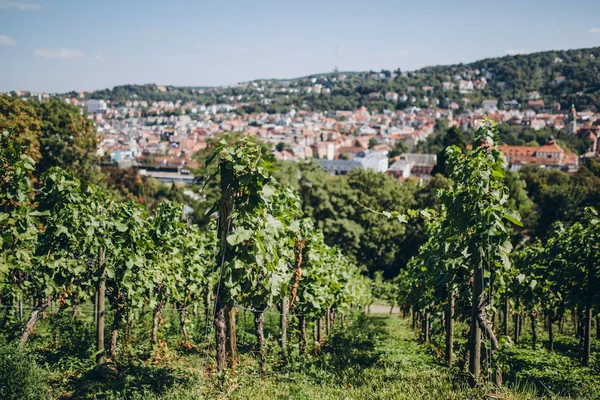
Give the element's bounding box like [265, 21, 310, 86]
[397, 119, 599, 389]
[0, 130, 371, 374]
[4, 118, 598, 392]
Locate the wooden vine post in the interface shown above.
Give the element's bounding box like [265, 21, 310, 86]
[469, 264, 483, 382]
[280, 296, 288, 356]
[214, 160, 235, 370]
[96, 247, 106, 365]
[215, 157, 235, 370]
[445, 284, 454, 366]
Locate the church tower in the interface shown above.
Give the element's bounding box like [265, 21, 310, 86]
[566, 104, 577, 135]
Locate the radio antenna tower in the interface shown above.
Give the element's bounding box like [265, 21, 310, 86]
[334, 44, 339, 73]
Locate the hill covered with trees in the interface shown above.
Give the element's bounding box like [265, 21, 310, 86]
[63, 46, 600, 113]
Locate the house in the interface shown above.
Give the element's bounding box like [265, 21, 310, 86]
[530, 119, 546, 130]
[442, 82, 454, 91]
[310, 142, 336, 160]
[458, 80, 474, 93]
[371, 143, 392, 153]
[554, 76, 566, 84]
[482, 99, 498, 111]
[387, 153, 437, 181]
[528, 91, 541, 100]
[316, 159, 363, 175]
[357, 125, 378, 136]
[354, 151, 389, 172]
[354, 136, 373, 148]
[474, 78, 487, 90]
[406, 86, 416, 92]
[385, 92, 399, 102]
[368, 92, 381, 100]
[499, 139, 578, 172]
[337, 146, 365, 159]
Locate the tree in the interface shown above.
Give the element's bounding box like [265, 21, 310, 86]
[299, 164, 417, 277]
[0, 96, 41, 162]
[431, 126, 466, 176]
[388, 140, 408, 158]
[33, 99, 100, 182]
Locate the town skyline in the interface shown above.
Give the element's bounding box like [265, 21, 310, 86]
[1, 0, 600, 93]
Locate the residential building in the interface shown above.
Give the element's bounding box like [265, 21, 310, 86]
[87, 99, 108, 114]
[387, 153, 437, 180]
[499, 139, 578, 172]
[316, 159, 363, 175]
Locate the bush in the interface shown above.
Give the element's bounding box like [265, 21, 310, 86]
[501, 345, 600, 399]
[0, 340, 46, 400]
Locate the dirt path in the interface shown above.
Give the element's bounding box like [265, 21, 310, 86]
[368, 304, 401, 314]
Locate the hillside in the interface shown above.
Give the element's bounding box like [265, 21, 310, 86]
[62, 47, 600, 113]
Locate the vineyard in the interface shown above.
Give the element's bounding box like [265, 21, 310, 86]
[1, 121, 600, 399]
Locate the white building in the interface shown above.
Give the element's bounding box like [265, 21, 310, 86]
[355, 151, 389, 173]
[86, 99, 108, 114]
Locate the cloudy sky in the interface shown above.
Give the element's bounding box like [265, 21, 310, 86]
[1, 0, 599, 92]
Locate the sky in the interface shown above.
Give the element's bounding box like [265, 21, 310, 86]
[1, 0, 600, 93]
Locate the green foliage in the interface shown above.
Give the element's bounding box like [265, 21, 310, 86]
[501, 345, 600, 398]
[0, 339, 46, 400]
[0, 131, 39, 281]
[0, 96, 101, 182]
[0, 95, 41, 162]
[34, 168, 109, 304]
[299, 163, 417, 276]
[519, 163, 600, 238]
[34, 99, 100, 182]
[430, 126, 466, 175]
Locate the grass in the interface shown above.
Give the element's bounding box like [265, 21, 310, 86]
[5, 308, 598, 399]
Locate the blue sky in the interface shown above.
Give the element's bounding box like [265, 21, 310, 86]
[1, 0, 599, 93]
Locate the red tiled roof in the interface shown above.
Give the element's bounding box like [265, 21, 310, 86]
[537, 139, 564, 153]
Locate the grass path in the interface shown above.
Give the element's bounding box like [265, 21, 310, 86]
[50, 313, 553, 399]
[220, 314, 537, 400]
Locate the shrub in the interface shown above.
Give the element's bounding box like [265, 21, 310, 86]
[0, 339, 46, 400]
[501, 345, 600, 399]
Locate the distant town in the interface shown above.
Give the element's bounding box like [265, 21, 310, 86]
[6, 61, 600, 184]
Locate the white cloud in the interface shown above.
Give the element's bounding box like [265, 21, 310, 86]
[590, 27, 600, 33]
[233, 48, 251, 54]
[0, 1, 41, 10]
[94, 54, 104, 62]
[34, 48, 85, 58]
[0, 35, 17, 46]
[505, 49, 527, 56]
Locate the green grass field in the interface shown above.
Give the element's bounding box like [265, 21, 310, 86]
[9, 310, 591, 399]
